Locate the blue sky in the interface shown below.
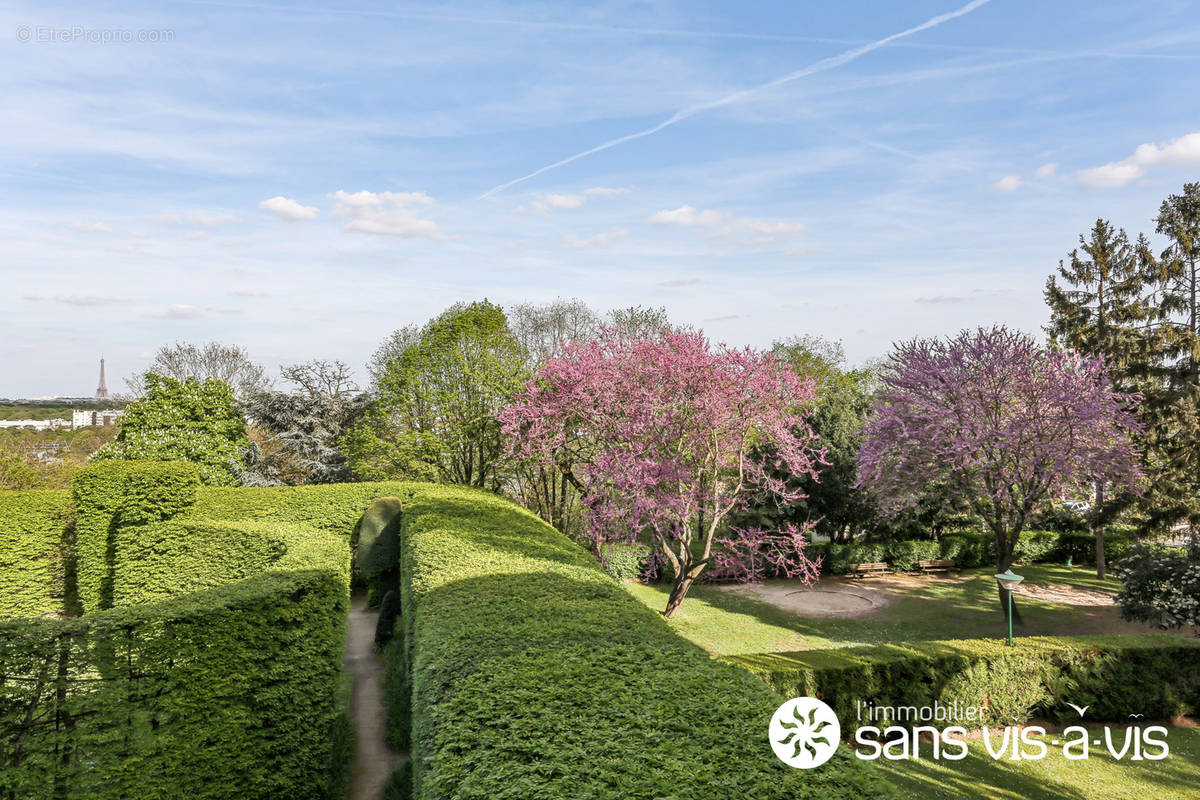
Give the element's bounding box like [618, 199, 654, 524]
[4, 0, 1200, 397]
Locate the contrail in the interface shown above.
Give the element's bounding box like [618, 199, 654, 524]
[480, 0, 994, 198]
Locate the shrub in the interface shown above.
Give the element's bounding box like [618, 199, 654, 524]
[938, 533, 993, 568]
[1117, 543, 1200, 630]
[727, 634, 1200, 733]
[1013, 530, 1059, 563]
[598, 541, 653, 582]
[1055, 531, 1133, 565]
[0, 490, 71, 618]
[0, 570, 349, 799]
[883, 540, 940, 571]
[391, 485, 898, 799]
[824, 541, 887, 574]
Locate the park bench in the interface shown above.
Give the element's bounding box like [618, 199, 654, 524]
[917, 559, 955, 573]
[848, 561, 889, 578]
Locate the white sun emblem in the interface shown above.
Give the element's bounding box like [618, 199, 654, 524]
[769, 697, 841, 768]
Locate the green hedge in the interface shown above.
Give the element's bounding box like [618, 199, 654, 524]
[193, 481, 411, 536]
[105, 517, 350, 607]
[0, 569, 349, 800]
[817, 531, 1136, 575]
[0, 490, 71, 618]
[389, 485, 898, 800]
[727, 634, 1200, 733]
[72, 461, 200, 611]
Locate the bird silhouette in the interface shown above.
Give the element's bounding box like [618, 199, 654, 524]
[1066, 703, 1089, 717]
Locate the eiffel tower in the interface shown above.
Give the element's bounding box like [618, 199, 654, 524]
[95, 357, 110, 401]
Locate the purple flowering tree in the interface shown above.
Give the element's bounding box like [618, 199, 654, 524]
[499, 327, 825, 617]
[857, 326, 1142, 620]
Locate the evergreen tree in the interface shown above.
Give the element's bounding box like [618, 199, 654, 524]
[1147, 183, 1200, 536]
[1045, 219, 1149, 577]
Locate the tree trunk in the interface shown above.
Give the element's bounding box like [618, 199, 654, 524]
[663, 573, 697, 618]
[1094, 482, 1107, 580]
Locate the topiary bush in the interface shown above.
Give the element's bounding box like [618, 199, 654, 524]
[0, 489, 71, 618]
[727, 634, 1200, 733]
[391, 485, 898, 800]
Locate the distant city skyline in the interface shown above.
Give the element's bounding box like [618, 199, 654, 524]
[4, 0, 1200, 396]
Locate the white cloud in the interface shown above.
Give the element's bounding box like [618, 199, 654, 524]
[650, 205, 732, 228]
[329, 189, 446, 238]
[151, 304, 202, 319]
[651, 205, 806, 246]
[1078, 162, 1144, 189]
[148, 212, 182, 224]
[229, 289, 270, 297]
[72, 222, 112, 233]
[529, 187, 631, 214]
[992, 174, 1021, 192]
[259, 196, 319, 221]
[1034, 162, 1058, 179]
[206, 305, 242, 314]
[1078, 132, 1200, 189]
[184, 230, 208, 240]
[562, 228, 629, 249]
[543, 193, 586, 210]
[188, 211, 241, 227]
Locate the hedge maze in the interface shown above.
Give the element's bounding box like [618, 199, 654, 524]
[0, 463, 380, 799]
[9, 462, 1184, 799]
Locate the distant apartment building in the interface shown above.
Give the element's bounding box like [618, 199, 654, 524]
[72, 409, 123, 428]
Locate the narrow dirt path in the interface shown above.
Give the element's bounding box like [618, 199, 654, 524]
[345, 591, 404, 800]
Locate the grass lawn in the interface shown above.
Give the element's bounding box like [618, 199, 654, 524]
[623, 565, 1167, 655]
[874, 727, 1200, 800]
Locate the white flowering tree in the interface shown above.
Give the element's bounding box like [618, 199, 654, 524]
[93, 374, 248, 486]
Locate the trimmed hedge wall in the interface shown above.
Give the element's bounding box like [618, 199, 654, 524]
[193, 481, 412, 536]
[0, 569, 349, 800]
[0, 490, 71, 618]
[106, 517, 351, 607]
[386, 485, 899, 800]
[727, 634, 1200, 733]
[72, 461, 200, 611]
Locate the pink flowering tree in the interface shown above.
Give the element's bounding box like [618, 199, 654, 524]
[499, 327, 825, 617]
[857, 326, 1141, 620]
